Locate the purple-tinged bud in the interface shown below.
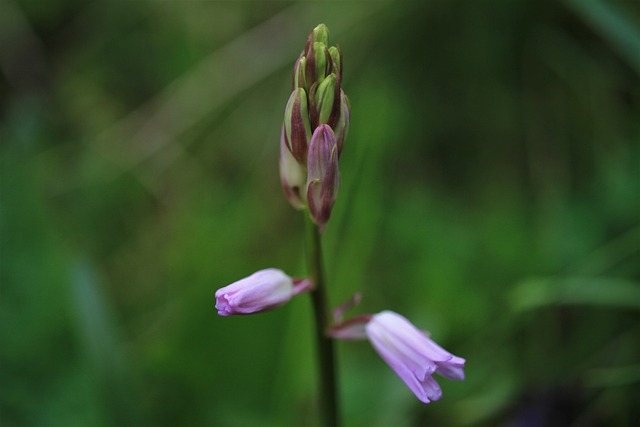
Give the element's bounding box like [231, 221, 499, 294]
[315, 73, 337, 125]
[284, 88, 312, 164]
[328, 46, 342, 81]
[215, 268, 313, 316]
[305, 42, 330, 88]
[279, 125, 306, 209]
[292, 55, 306, 90]
[306, 125, 339, 230]
[333, 90, 350, 156]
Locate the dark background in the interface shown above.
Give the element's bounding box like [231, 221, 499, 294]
[1, 0, 639, 426]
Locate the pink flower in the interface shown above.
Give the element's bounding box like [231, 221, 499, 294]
[215, 269, 312, 316]
[367, 311, 465, 403]
[329, 310, 465, 403]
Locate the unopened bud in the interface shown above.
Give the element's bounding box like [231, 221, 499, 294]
[333, 91, 350, 156]
[312, 24, 329, 46]
[279, 125, 306, 209]
[284, 88, 312, 164]
[315, 73, 337, 125]
[328, 46, 342, 80]
[306, 42, 329, 88]
[306, 125, 339, 231]
[292, 55, 306, 90]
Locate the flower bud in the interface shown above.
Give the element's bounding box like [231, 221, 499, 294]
[312, 23, 329, 46]
[315, 73, 337, 125]
[284, 88, 312, 164]
[306, 125, 339, 230]
[333, 91, 350, 156]
[279, 125, 306, 209]
[292, 55, 306, 90]
[305, 42, 330, 88]
[215, 268, 312, 316]
[328, 46, 342, 80]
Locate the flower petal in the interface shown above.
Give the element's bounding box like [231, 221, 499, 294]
[214, 269, 295, 316]
[368, 329, 438, 404]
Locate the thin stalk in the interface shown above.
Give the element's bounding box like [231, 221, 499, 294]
[304, 213, 339, 427]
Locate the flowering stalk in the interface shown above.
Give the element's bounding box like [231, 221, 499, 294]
[214, 22, 466, 426]
[305, 213, 339, 427]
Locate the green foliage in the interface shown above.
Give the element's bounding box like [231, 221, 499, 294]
[1, 0, 639, 426]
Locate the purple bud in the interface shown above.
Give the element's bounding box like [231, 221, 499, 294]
[215, 268, 312, 316]
[279, 125, 306, 209]
[306, 125, 339, 230]
[284, 88, 312, 164]
[365, 311, 466, 403]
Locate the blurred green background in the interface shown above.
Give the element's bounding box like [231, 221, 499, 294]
[1, 0, 639, 426]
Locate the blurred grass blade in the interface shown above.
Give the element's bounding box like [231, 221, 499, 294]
[586, 363, 640, 388]
[565, 0, 640, 75]
[72, 260, 139, 426]
[511, 277, 640, 311]
[565, 226, 640, 275]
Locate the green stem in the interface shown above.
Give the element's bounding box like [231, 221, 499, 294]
[304, 213, 339, 427]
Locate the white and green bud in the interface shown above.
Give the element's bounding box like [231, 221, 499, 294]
[279, 125, 306, 209]
[315, 73, 337, 125]
[284, 88, 312, 164]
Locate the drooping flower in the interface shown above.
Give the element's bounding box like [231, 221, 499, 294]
[215, 268, 312, 316]
[367, 311, 465, 403]
[329, 310, 465, 403]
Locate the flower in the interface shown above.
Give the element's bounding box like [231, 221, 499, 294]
[366, 311, 465, 403]
[215, 268, 312, 316]
[328, 310, 465, 403]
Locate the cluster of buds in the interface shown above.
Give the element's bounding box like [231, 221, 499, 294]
[280, 24, 350, 231]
